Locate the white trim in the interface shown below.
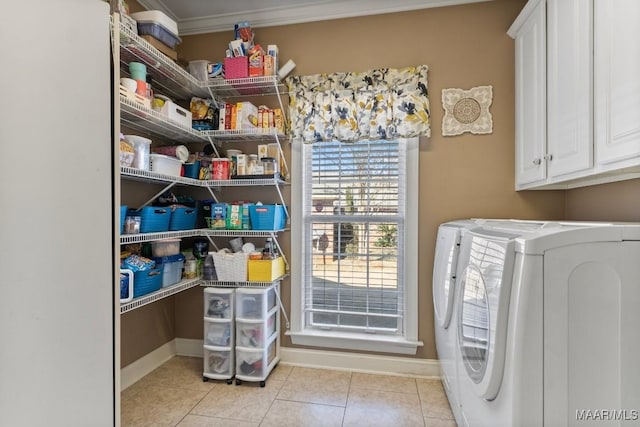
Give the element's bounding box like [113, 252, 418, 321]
[120, 340, 176, 391]
[287, 330, 422, 355]
[280, 347, 439, 378]
[137, 0, 491, 35]
[174, 339, 438, 378]
[175, 337, 204, 357]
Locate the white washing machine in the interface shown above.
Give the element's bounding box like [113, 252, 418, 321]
[453, 221, 640, 427]
[433, 220, 478, 421]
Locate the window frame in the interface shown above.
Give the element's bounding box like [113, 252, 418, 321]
[287, 137, 422, 355]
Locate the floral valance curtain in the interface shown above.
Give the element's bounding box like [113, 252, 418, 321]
[286, 65, 430, 143]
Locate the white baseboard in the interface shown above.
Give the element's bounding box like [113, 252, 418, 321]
[121, 339, 439, 390]
[120, 340, 176, 391]
[174, 339, 440, 379]
[279, 347, 440, 378]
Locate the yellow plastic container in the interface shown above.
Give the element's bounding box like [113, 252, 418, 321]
[248, 257, 285, 282]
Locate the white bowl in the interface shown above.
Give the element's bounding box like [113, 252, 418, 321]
[120, 77, 137, 93]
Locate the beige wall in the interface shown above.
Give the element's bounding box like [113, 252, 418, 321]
[123, 0, 570, 364]
[566, 179, 640, 222]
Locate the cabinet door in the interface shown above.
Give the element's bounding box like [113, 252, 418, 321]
[546, 0, 593, 178]
[514, 0, 547, 187]
[594, 0, 640, 165]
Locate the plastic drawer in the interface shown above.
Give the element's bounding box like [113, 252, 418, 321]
[236, 307, 277, 348]
[203, 346, 234, 379]
[204, 288, 234, 320]
[235, 338, 277, 380]
[204, 318, 233, 347]
[235, 286, 276, 319]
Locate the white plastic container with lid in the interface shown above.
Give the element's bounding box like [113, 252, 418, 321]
[149, 153, 182, 176]
[130, 10, 179, 37]
[124, 135, 152, 170]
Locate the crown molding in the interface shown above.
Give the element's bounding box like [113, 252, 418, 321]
[137, 0, 490, 36]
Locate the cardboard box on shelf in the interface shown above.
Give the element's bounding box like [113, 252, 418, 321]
[235, 101, 259, 130]
[248, 256, 285, 282]
[140, 35, 178, 61]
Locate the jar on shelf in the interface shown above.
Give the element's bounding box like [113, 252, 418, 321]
[262, 157, 277, 176]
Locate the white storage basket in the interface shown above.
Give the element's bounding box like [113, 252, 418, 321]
[211, 252, 248, 282]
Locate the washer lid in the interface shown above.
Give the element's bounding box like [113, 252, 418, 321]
[458, 229, 517, 400]
[433, 225, 463, 329]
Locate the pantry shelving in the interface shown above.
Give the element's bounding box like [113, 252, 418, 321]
[114, 15, 290, 382]
[120, 277, 201, 314]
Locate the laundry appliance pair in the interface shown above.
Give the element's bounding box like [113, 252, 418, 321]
[433, 219, 640, 426]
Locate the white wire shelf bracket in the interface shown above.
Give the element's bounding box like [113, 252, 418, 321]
[204, 229, 288, 237]
[120, 278, 201, 314]
[120, 167, 289, 188]
[199, 276, 287, 288]
[120, 96, 209, 143]
[113, 16, 208, 100]
[120, 229, 205, 244]
[200, 128, 287, 142]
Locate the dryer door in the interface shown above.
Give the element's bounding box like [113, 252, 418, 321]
[433, 226, 462, 329]
[458, 230, 516, 400]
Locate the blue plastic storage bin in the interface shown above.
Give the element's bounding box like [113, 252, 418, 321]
[248, 205, 286, 230]
[133, 266, 163, 298]
[153, 254, 185, 287]
[128, 207, 171, 233]
[169, 207, 197, 231]
[136, 22, 181, 49]
[120, 205, 128, 234]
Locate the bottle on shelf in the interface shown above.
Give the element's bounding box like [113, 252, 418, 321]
[262, 238, 277, 260]
[203, 253, 217, 280]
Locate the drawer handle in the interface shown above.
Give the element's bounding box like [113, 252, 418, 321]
[532, 158, 541, 165]
[544, 154, 553, 161]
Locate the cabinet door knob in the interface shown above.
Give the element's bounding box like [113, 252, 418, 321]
[544, 154, 553, 161]
[532, 158, 542, 165]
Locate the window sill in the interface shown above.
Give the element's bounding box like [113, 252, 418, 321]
[286, 330, 423, 355]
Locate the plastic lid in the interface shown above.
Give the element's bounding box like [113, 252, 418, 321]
[153, 254, 185, 264]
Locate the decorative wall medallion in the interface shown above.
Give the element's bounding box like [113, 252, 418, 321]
[442, 85, 493, 136]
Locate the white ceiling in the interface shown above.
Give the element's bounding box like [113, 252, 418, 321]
[137, 0, 490, 36]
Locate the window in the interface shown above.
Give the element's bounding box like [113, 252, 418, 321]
[288, 138, 422, 354]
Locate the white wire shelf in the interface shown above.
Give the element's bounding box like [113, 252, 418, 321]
[201, 128, 288, 142]
[204, 75, 287, 98]
[120, 277, 201, 314]
[113, 17, 209, 100]
[119, 227, 287, 245]
[120, 96, 209, 143]
[200, 275, 287, 288]
[120, 167, 289, 187]
[120, 229, 204, 244]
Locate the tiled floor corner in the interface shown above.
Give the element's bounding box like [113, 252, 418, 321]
[121, 356, 457, 426]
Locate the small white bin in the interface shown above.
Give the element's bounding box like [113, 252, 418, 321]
[235, 286, 276, 319]
[236, 308, 277, 348]
[204, 319, 233, 347]
[203, 347, 234, 378]
[204, 288, 234, 320]
[236, 338, 277, 380]
[160, 100, 192, 128]
[150, 153, 182, 176]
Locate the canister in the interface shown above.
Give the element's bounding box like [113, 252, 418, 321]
[262, 157, 277, 175]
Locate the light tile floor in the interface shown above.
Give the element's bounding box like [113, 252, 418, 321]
[121, 356, 457, 427]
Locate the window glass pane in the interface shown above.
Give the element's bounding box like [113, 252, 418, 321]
[303, 140, 404, 334]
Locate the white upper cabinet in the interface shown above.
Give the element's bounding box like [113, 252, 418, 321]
[546, 0, 593, 178]
[510, 0, 640, 190]
[594, 0, 640, 167]
[512, 0, 547, 187]
[509, 0, 593, 190]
